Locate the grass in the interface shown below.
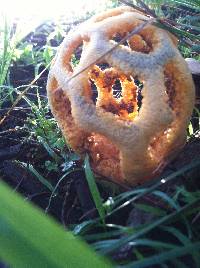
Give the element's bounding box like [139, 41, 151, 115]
[0, 0, 200, 267]
[0, 181, 112, 268]
[0, 17, 17, 86]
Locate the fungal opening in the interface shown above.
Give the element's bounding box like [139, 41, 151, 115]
[112, 32, 129, 47]
[110, 30, 153, 54]
[90, 79, 98, 104]
[88, 65, 141, 120]
[112, 79, 123, 98]
[49, 76, 73, 130]
[96, 62, 111, 70]
[70, 42, 83, 69]
[128, 33, 152, 54]
[134, 77, 143, 112]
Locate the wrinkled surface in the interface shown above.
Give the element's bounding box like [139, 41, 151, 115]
[47, 7, 195, 186]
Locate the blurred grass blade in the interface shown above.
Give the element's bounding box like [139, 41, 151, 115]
[122, 242, 200, 268]
[0, 181, 112, 268]
[84, 155, 106, 224]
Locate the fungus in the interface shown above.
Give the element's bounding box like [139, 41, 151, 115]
[47, 7, 195, 187]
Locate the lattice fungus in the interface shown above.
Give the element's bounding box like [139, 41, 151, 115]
[47, 7, 195, 187]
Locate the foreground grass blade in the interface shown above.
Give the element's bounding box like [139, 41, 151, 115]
[84, 155, 106, 223]
[0, 181, 112, 268]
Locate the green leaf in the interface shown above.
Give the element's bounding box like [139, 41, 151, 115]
[84, 155, 106, 224]
[0, 181, 112, 268]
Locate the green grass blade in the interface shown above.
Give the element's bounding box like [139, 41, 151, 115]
[156, 22, 200, 41]
[161, 226, 200, 267]
[161, 226, 190, 245]
[101, 198, 200, 254]
[134, 203, 166, 216]
[38, 136, 62, 163]
[45, 169, 77, 213]
[18, 161, 54, 192]
[73, 220, 98, 236]
[122, 242, 200, 268]
[153, 191, 180, 210]
[93, 238, 178, 251]
[108, 160, 200, 217]
[166, 0, 200, 11]
[84, 154, 106, 223]
[0, 181, 112, 268]
[122, 238, 178, 250]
